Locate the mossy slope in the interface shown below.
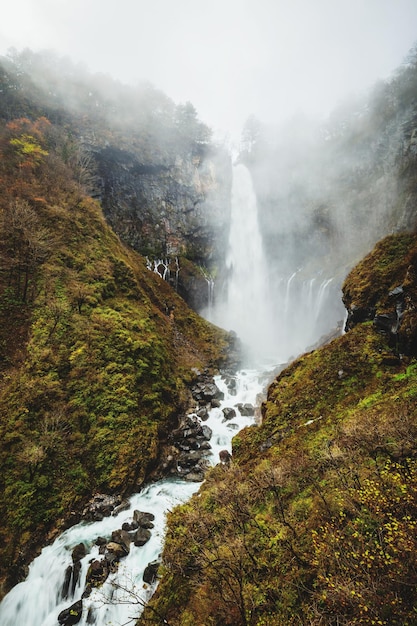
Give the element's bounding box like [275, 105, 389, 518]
[0, 118, 229, 591]
[140, 234, 417, 626]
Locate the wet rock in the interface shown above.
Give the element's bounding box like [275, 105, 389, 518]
[374, 312, 399, 334]
[345, 305, 376, 331]
[72, 543, 86, 562]
[184, 469, 205, 482]
[106, 541, 128, 559]
[82, 494, 122, 521]
[389, 285, 404, 298]
[110, 529, 131, 554]
[86, 559, 110, 587]
[133, 510, 155, 528]
[143, 560, 160, 584]
[112, 499, 130, 516]
[62, 543, 86, 599]
[133, 528, 152, 547]
[62, 566, 73, 600]
[201, 424, 212, 440]
[191, 380, 224, 403]
[222, 407, 236, 420]
[219, 449, 232, 465]
[236, 403, 255, 416]
[197, 407, 209, 420]
[121, 520, 139, 532]
[178, 450, 205, 468]
[58, 599, 83, 625]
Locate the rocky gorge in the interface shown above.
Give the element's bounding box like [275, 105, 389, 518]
[0, 46, 417, 626]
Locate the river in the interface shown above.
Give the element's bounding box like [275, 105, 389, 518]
[0, 368, 272, 626]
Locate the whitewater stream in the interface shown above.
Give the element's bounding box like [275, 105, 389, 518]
[0, 370, 271, 626]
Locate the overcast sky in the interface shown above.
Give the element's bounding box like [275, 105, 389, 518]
[1, 0, 416, 140]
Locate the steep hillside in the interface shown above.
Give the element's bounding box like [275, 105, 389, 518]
[140, 233, 417, 625]
[0, 113, 231, 593]
[0, 50, 232, 310]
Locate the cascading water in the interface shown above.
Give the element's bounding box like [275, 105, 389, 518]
[0, 370, 268, 626]
[209, 163, 276, 362]
[208, 163, 344, 364]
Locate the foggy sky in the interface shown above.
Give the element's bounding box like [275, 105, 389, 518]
[1, 0, 416, 140]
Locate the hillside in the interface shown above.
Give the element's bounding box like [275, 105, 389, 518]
[139, 233, 417, 625]
[0, 50, 232, 311]
[0, 111, 232, 593]
[1, 45, 417, 624]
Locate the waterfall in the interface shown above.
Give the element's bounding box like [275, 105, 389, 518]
[0, 369, 269, 626]
[209, 163, 276, 362]
[208, 163, 344, 364]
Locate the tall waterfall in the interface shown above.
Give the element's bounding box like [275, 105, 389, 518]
[208, 163, 345, 364]
[209, 163, 276, 362]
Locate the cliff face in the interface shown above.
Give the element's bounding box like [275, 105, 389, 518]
[140, 234, 417, 626]
[0, 50, 233, 312]
[97, 145, 231, 263]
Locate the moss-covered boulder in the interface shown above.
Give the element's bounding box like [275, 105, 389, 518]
[343, 233, 417, 354]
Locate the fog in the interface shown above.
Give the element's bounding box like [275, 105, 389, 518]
[1, 1, 417, 363]
[1, 0, 417, 139]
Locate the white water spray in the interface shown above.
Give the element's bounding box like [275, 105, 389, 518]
[209, 163, 276, 361]
[208, 163, 344, 363]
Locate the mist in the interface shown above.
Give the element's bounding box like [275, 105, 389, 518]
[1, 1, 417, 364]
[1, 0, 417, 140]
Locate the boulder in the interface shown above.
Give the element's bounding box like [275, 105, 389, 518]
[197, 407, 209, 420]
[235, 403, 255, 416]
[143, 560, 160, 584]
[72, 543, 86, 563]
[58, 600, 83, 625]
[121, 520, 139, 532]
[82, 494, 122, 521]
[62, 543, 86, 599]
[191, 380, 224, 403]
[178, 450, 205, 468]
[133, 510, 155, 528]
[133, 528, 152, 547]
[110, 529, 131, 554]
[184, 469, 205, 482]
[62, 565, 73, 600]
[85, 559, 110, 587]
[112, 499, 130, 516]
[219, 450, 232, 465]
[222, 407, 236, 421]
[106, 542, 128, 560]
[200, 425, 212, 440]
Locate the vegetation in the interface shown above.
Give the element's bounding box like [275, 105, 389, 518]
[140, 234, 417, 625]
[1, 44, 417, 626]
[0, 106, 229, 591]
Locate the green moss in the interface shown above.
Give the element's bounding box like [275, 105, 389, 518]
[140, 234, 417, 626]
[0, 121, 230, 587]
